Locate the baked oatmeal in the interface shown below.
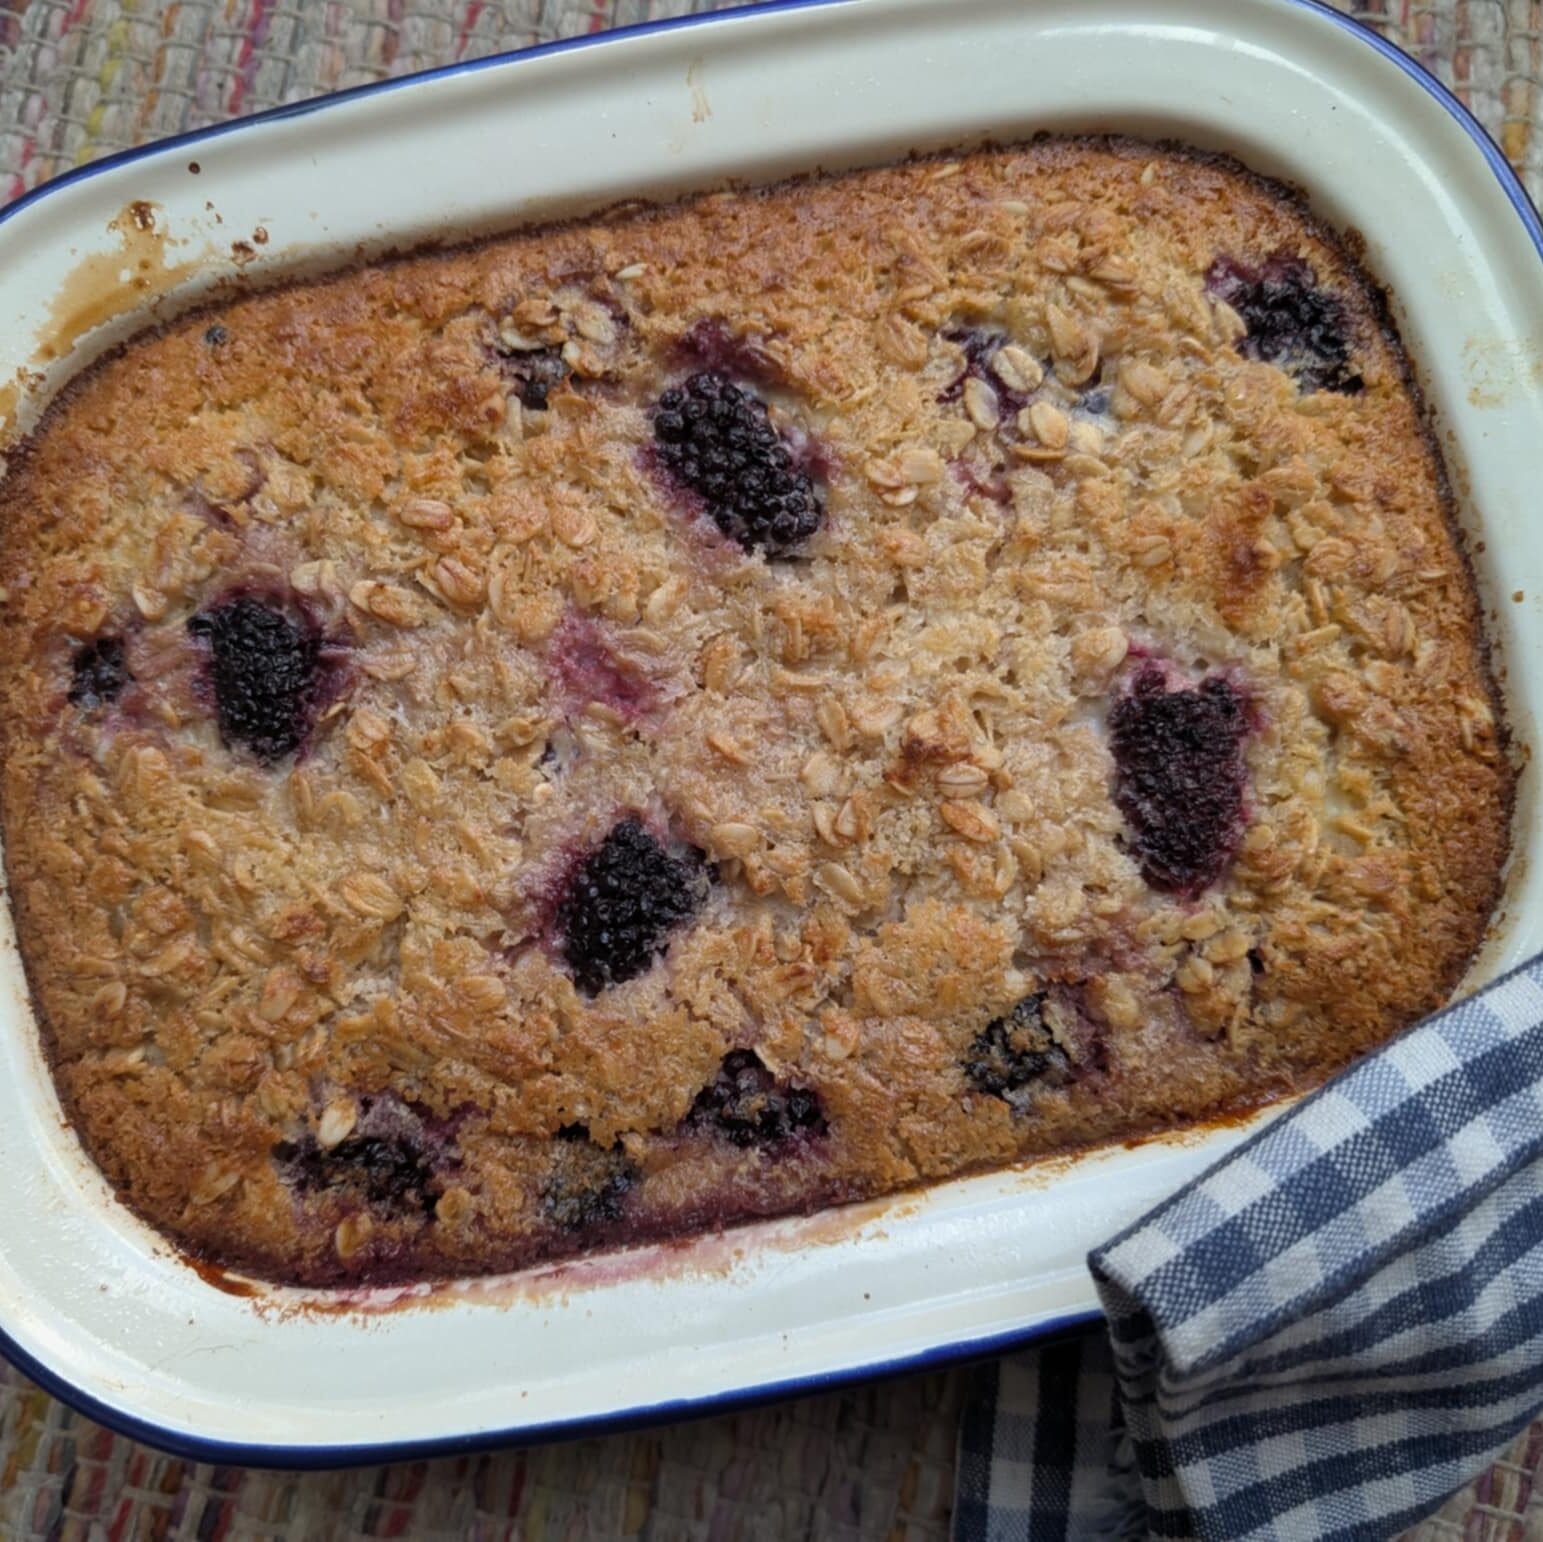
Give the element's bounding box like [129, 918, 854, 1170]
[0, 138, 1511, 1284]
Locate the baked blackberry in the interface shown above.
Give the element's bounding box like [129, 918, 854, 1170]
[653, 371, 822, 556]
[965, 995, 1071, 1099]
[273, 1132, 440, 1218]
[187, 593, 333, 765]
[67, 636, 129, 710]
[555, 819, 709, 995]
[1206, 253, 1363, 394]
[687, 1050, 827, 1148]
[1108, 663, 1252, 896]
[541, 1125, 638, 1230]
[498, 345, 568, 410]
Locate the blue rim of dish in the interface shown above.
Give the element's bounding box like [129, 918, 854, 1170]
[0, 1297, 1103, 1469]
[0, 0, 1539, 1469]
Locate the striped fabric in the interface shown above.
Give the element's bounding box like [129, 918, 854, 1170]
[957, 1336, 1142, 1539]
[956, 958, 1543, 1541]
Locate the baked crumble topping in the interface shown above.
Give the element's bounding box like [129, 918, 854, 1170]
[0, 138, 1510, 1285]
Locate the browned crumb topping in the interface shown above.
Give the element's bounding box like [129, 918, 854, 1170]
[0, 138, 1510, 1285]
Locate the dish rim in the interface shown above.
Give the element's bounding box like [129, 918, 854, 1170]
[0, 0, 1536, 1466]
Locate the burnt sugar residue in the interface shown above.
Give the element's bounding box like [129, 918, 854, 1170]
[183, 1254, 261, 1298]
[36, 201, 205, 365]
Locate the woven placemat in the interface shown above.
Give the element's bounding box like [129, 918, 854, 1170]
[0, 3, 1541, 1538]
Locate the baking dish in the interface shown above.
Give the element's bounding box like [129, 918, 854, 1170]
[0, 0, 1538, 1464]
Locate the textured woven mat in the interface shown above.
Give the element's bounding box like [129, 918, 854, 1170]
[0, 2, 1541, 1538]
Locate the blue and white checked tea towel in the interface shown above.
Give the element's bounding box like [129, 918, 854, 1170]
[955, 955, 1543, 1541]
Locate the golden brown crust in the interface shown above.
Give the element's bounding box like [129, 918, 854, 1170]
[0, 137, 1512, 1285]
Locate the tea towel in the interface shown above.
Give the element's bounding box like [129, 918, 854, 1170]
[956, 957, 1543, 1540]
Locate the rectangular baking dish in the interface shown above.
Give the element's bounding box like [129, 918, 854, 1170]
[1, 0, 1539, 1465]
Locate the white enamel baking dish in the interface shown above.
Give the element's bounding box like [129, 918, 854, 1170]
[1, 0, 1539, 1464]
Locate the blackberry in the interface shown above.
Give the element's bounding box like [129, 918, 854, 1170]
[965, 995, 1072, 1098]
[541, 1125, 638, 1229]
[273, 1096, 456, 1218]
[687, 1049, 827, 1148]
[1108, 663, 1251, 895]
[68, 636, 130, 710]
[498, 345, 568, 411]
[187, 593, 329, 765]
[653, 371, 822, 556]
[555, 818, 709, 995]
[1205, 254, 1363, 394]
[273, 1133, 439, 1217]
